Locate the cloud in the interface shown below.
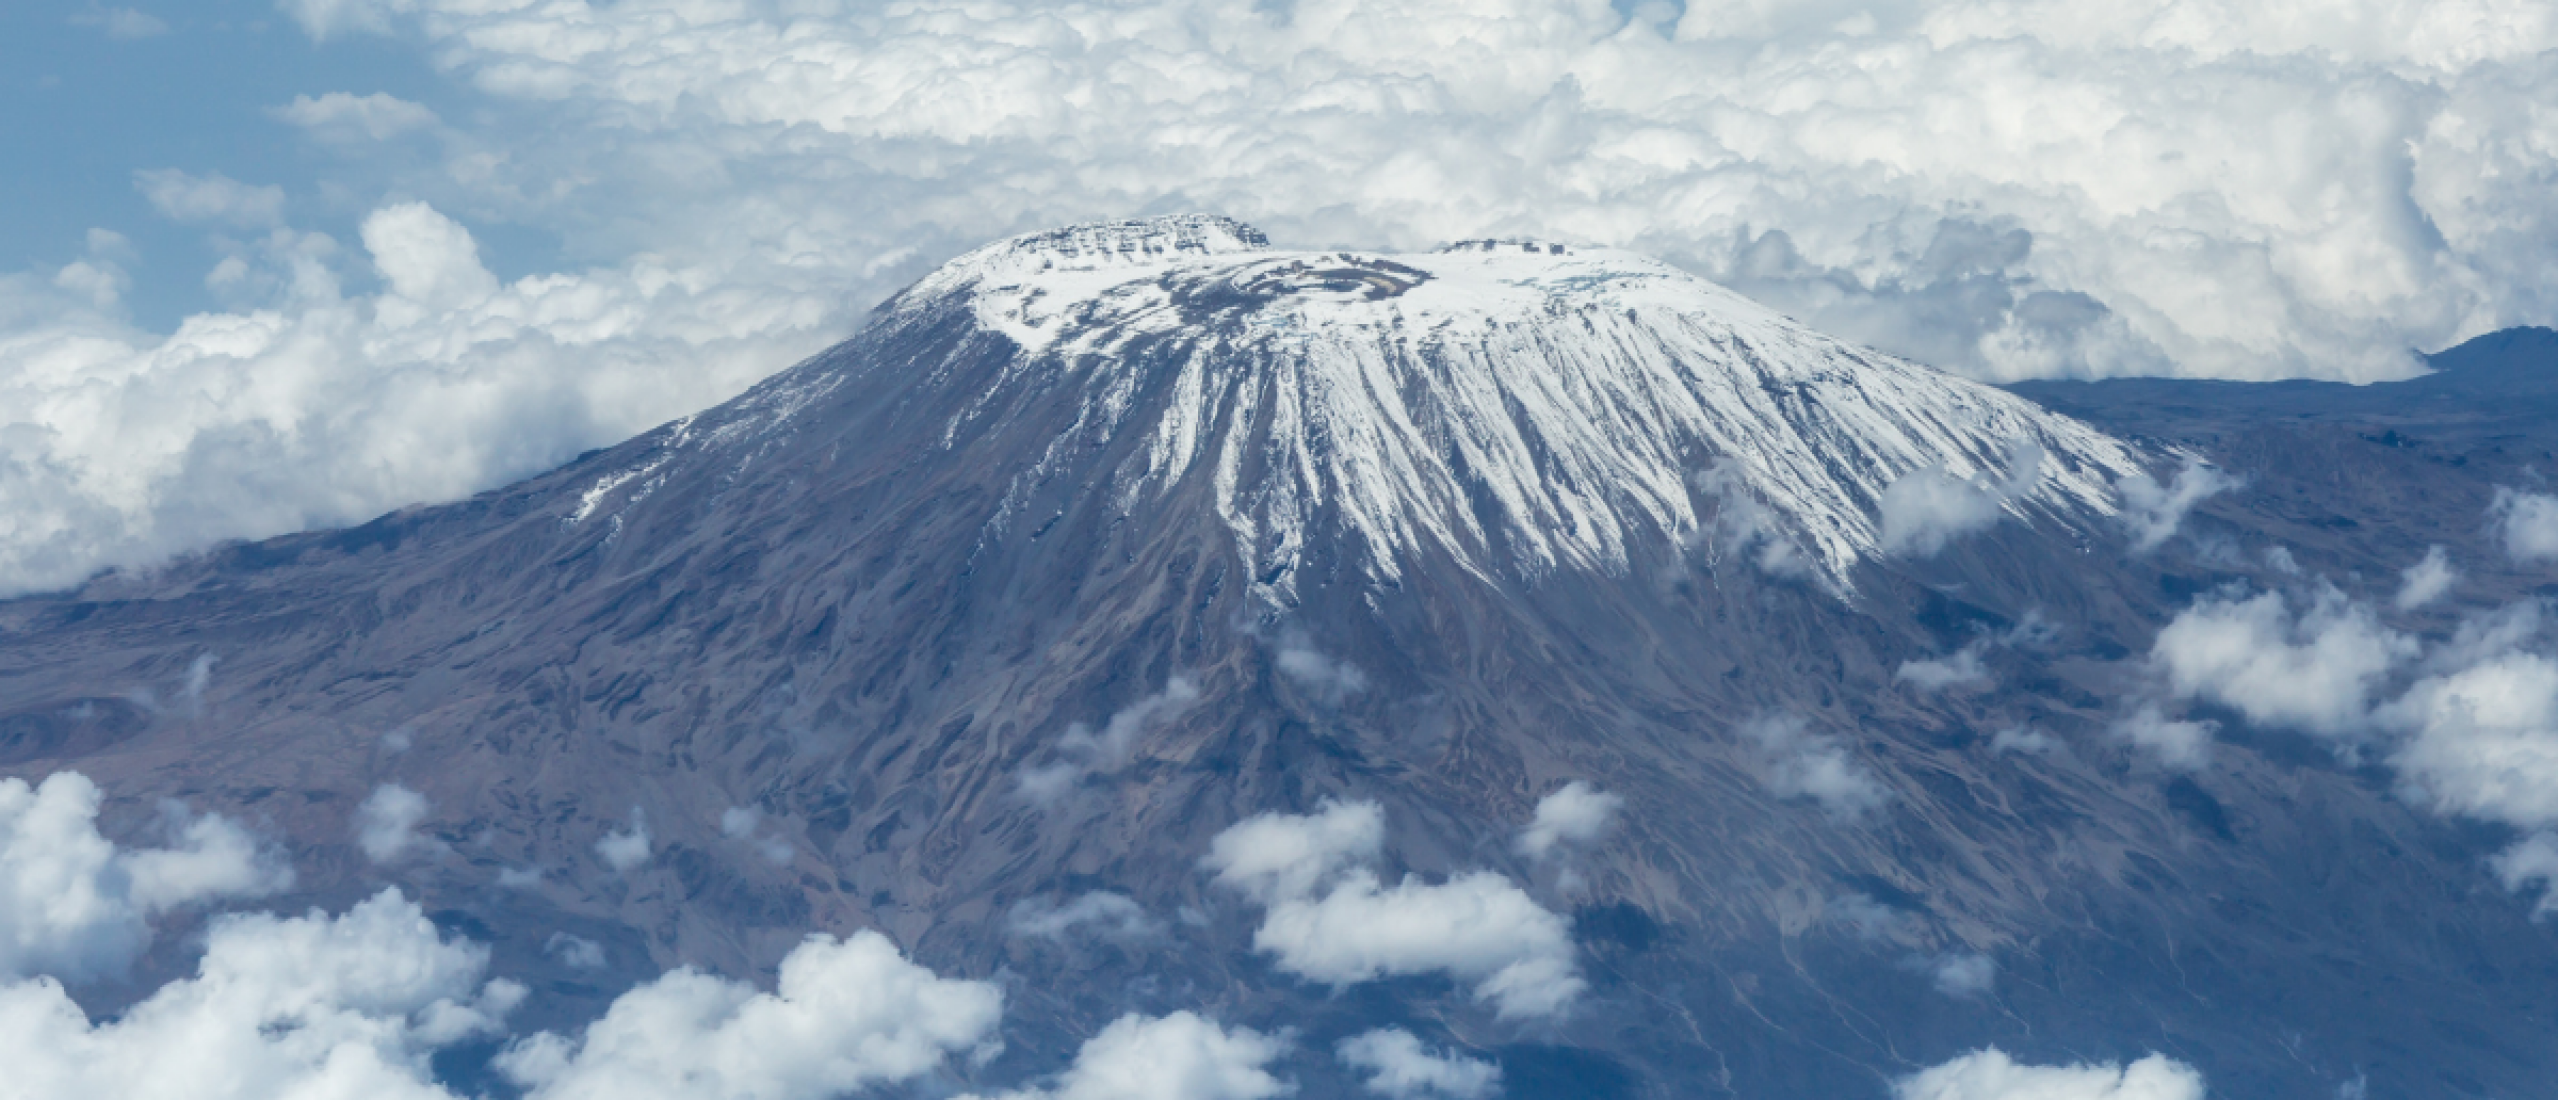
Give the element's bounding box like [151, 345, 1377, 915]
[1022, 676, 1204, 801]
[70, 6, 169, 39]
[1336, 1028, 1500, 1100]
[355, 783, 432, 864]
[2148, 587, 2415, 739]
[0, 772, 292, 982]
[2492, 488, 2558, 564]
[0, 887, 518, 1100]
[545, 932, 606, 970]
[1929, 952, 1997, 998]
[272, 92, 442, 141]
[1007, 892, 1162, 942]
[1899, 641, 1992, 693]
[1515, 781, 1623, 862]
[1688, 461, 1808, 577]
[2491, 832, 2558, 917]
[969, 1011, 1290, 1100]
[1878, 445, 2043, 558]
[719, 806, 793, 865]
[499, 931, 1003, 1100]
[133, 169, 286, 229]
[2117, 461, 2239, 554]
[2380, 648, 2558, 829]
[1203, 801, 1585, 1020]
[2110, 704, 2216, 771]
[594, 810, 651, 873]
[1896, 1049, 2207, 1100]
[1273, 635, 1368, 705]
[2397, 545, 2459, 611]
[1740, 713, 1891, 818]
[1989, 725, 2060, 756]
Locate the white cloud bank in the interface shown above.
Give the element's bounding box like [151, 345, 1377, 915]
[0, 887, 520, 1100]
[0, 772, 292, 982]
[1204, 800, 1584, 1019]
[1897, 1049, 2207, 1100]
[2, 0, 2555, 590]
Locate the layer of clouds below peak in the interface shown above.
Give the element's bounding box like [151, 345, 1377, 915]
[5, 0, 2558, 590]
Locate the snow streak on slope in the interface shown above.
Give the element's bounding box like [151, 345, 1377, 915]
[891, 216, 2147, 590]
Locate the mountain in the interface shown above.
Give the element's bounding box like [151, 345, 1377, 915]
[6, 217, 2558, 1098]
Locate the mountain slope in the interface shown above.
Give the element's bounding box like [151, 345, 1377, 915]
[3, 219, 2556, 1099]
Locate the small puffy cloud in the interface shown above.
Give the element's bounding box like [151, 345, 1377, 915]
[1204, 801, 1584, 1020]
[2149, 587, 2415, 738]
[2380, 649, 2558, 829]
[1898, 642, 1991, 693]
[1989, 726, 2060, 756]
[971, 1011, 1289, 1100]
[1273, 636, 1367, 705]
[1878, 446, 2043, 559]
[363, 202, 498, 316]
[1930, 952, 1997, 999]
[355, 783, 431, 864]
[498, 931, 1004, 1100]
[1828, 893, 1918, 942]
[2397, 545, 2459, 611]
[133, 169, 286, 229]
[1336, 1028, 1500, 1100]
[1022, 676, 1201, 802]
[545, 932, 606, 970]
[0, 772, 292, 982]
[1895, 1049, 2206, 1100]
[2492, 489, 2558, 565]
[1007, 892, 1161, 942]
[2117, 461, 2239, 554]
[719, 807, 792, 865]
[1689, 461, 1807, 578]
[2111, 705, 2216, 771]
[594, 810, 651, 873]
[273, 92, 442, 141]
[2491, 832, 2558, 917]
[1740, 713, 1891, 818]
[0, 888, 517, 1100]
[1515, 781, 1622, 862]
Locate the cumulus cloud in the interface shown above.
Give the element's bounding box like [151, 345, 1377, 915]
[969, 1011, 1289, 1100]
[356, 783, 432, 864]
[0, 887, 518, 1100]
[2380, 648, 2558, 828]
[2117, 461, 2239, 554]
[1740, 713, 1891, 818]
[594, 810, 651, 873]
[545, 932, 606, 970]
[272, 92, 441, 141]
[1273, 635, 1368, 705]
[2149, 587, 2415, 739]
[498, 930, 1003, 1100]
[1204, 801, 1584, 1020]
[2490, 832, 2558, 917]
[1989, 725, 2060, 756]
[0, 772, 292, 982]
[719, 806, 793, 865]
[2398, 545, 2459, 611]
[1336, 1028, 1501, 1100]
[1689, 460, 1808, 577]
[1515, 781, 1622, 862]
[1896, 1049, 2207, 1100]
[133, 169, 286, 229]
[2111, 704, 2216, 771]
[1878, 445, 2043, 558]
[2492, 488, 2558, 564]
[1021, 676, 1202, 801]
[1929, 952, 1997, 999]
[1007, 892, 1162, 942]
[1899, 641, 1992, 693]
